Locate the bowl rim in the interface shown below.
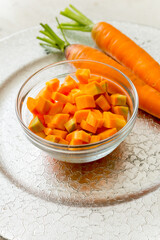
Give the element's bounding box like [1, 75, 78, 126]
[15, 59, 139, 150]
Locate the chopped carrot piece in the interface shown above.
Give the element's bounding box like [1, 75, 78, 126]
[96, 95, 111, 111]
[84, 82, 104, 96]
[80, 120, 97, 134]
[65, 118, 77, 133]
[100, 80, 108, 92]
[29, 116, 44, 133]
[86, 111, 98, 127]
[46, 78, 59, 92]
[74, 130, 91, 143]
[76, 69, 90, 84]
[62, 102, 77, 114]
[76, 95, 95, 110]
[88, 75, 102, 83]
[90, 135, 101, 143]
[51, 113, 69, 130]
[48, 102, 64, 115]
[69, 139, 83, 145]
[51, 92, 69, 104]
[45, 135, 60, 143]
[59, 75, 78, 94]
[74, 110, 90, 123]
[35, 131, 46, 138]
[36, 86, 52, 100]
[44, 127, 53, 135]
[35, 96, 51, 114]
[98, 128, 117, 140]
[27, 97, 38, 114]
[59, 138, 69, 145]
[112, 106, 129, 120]
[52, 129, 68, 139]
[103, 112, 126, 130]
[110, 94, 127, 106]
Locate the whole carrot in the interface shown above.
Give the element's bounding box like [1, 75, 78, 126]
[37, 21, 160, 119]
[59, 5, 160, 92]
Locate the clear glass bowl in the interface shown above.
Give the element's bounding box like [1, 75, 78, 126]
[16, 59, 138, 163]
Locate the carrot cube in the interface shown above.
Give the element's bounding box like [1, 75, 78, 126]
[110, 94, 127, 106]
[88, 76, 102, 83]
[29, 116, 44, 133]
[103, 112, 126, 130]
[35, 96, 51, 114]
[84, 82, 104, 96]
[52, 129, 68, 139]
[96, 95, 111, 111]
[90, 135, 101, 143]
[65, 118, 77, 133]
[74, 130, 91, 143]
[76, 69, 90, 84]
[76, 95, 95, 110]
[62, 102, 77, 115]
[98, 128, 117, 140]
[51, 113, 69, 130]
[45, 135, 60, 143]
[51, 92, 69, 104]
[80, 120, 97, 134]
[46, 78, 59, 92]
[27, 97, 38, 114]
[44, 127, 53, 135]
[59, 75, 78, 94]
[86, 111, 98, 127]
[112, 106, 129, 120]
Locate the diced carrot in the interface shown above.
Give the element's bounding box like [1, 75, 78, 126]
[76, 95, 95, 110]
[84, 82, 104, 96]
[98, 128, 117, 140]
[76, 69, 90, 83]
[66, 130, 78, 142]
[29, 116, 44, 133]
[90, 135, 101, 143]
[74, 130, 91, 143]
[35, 131, 46, 138]
[88, 75, 102, 83]
[44, 127, 53, 135]
[46, 78, 60, 92]
[69, 139, 83, 145]
[45, 135, 60, 143]
[27, 97, 38, 114]
[51, 113, 70, 130]
[51, 92, 69, 103]
[36, 86, 52, 100]
[59, 75, 78, 94]
[100, 80, 108, 92]
[52, 129, 68, 139]
[74, 110, 90, 123]
[96, 95, 111, 111]
[80, 120, 97, 133]
[112, 106, 129, 120]
[103, 112, 126, 130]
[48, 102, 64, 115]
[59, 138, 69, 145]
[65, 118, 77, 133]
[86, 111, 98, 127]
[35, 96, 51, 114]
[110, 94, 127, 106]
[62, 102, 77, 114]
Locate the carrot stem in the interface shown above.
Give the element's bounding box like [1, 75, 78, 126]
[59, 5, 93, 32]
[37, 21, 70, 52]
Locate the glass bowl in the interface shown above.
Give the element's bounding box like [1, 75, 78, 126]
[16, 59, 138, 163]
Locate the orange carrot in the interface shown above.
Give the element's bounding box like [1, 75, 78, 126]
[37, 20, 160, 119]
[60, 5, 160, 92]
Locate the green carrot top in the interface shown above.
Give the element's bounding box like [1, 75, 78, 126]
[59, 4, 94, 32]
